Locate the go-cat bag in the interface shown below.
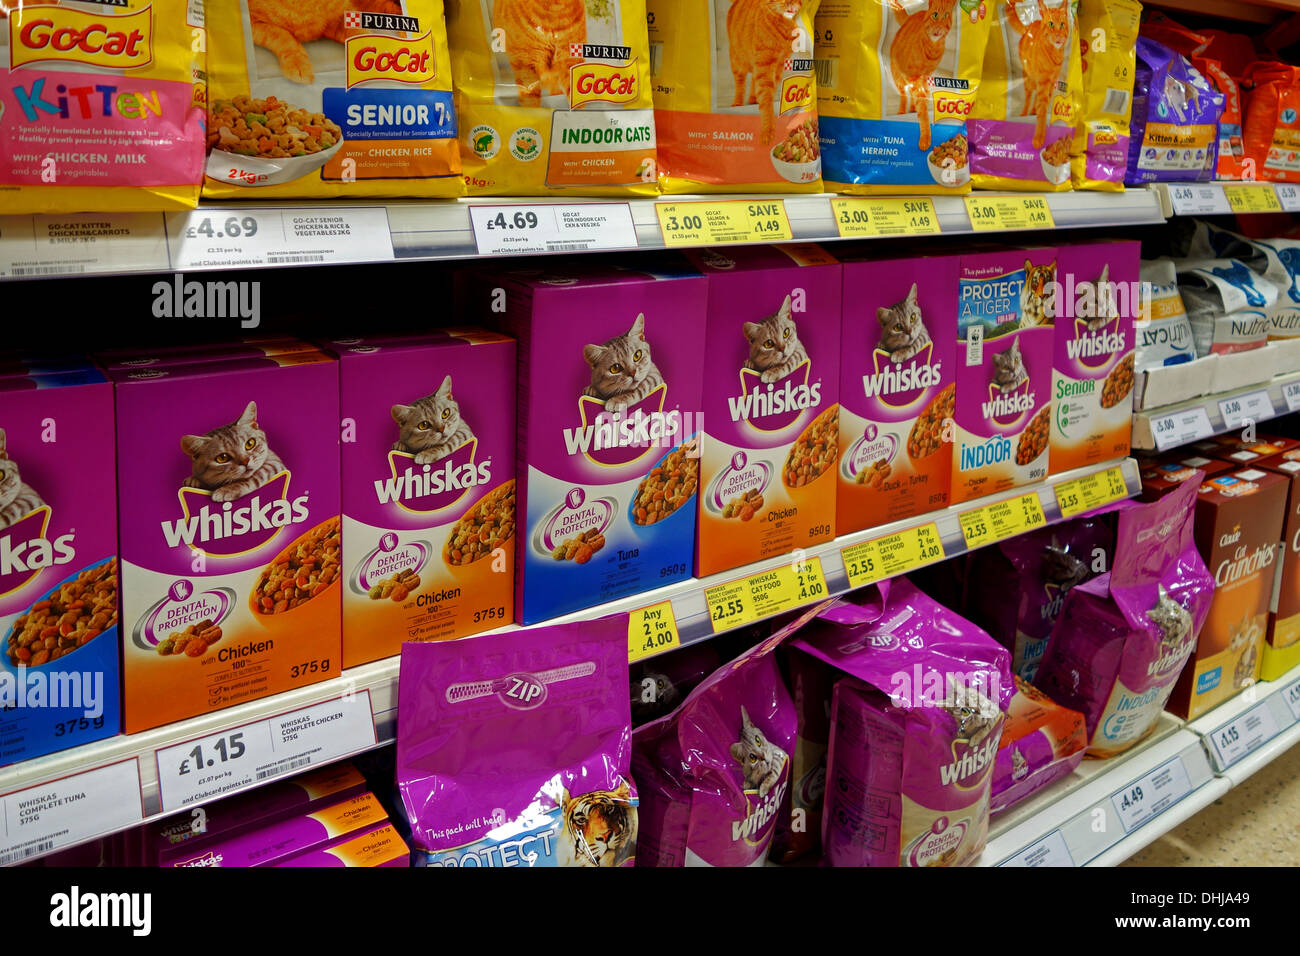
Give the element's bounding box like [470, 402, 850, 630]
[1070, 0, 1141, 191]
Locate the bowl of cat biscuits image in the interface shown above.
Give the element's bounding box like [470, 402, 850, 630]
[926, 134, 970, 188]
[206, 95, 344, 187]
[770, 118, 821, 184]
[1040, 137, 1072, 185]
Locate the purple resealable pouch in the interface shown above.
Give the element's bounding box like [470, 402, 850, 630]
[1125, 38, 1225, 185]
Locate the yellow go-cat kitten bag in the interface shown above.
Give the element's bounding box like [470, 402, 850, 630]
[204, 0, 462, 198]
[970, 0, 1081, 192]
[446, 0, 657, 196]
[1069, 0, 1139, 192]
[649, 0, 822, 193]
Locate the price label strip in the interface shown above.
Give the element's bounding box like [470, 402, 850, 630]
[959, 492, 1046, 550]
[470, 202, 638, 256]
[1219, 389, 1274, 431]
[1283, 678, 1300, 722]
[831, 197, 940, 238]
[165, 207, 395, 271]
[1054, 465, 1129, 520]
[1284, 380, 1300, 414]
[1208, 702, 1281, 770]
[1223, 183, 1283, 214]
[1150, 406, 1214, 452]
[706, 556, 828, 633]
[1277, 184, 1300, 213]
[656, 200, 792, 247]
[997, 829, 1075, 868]
[842, 522, 946, 588]
[1109, 755, 1193, 835]
[155, 692, 377, 811]
[962, 196, 1055, 232]
[628, 601, 682, 662]
[0, 761, 143, 866]
[0, 212, 170, 279]
[1168, 184, 1233, 217]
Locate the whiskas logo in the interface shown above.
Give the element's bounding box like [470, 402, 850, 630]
[729, 363, 820, 431]
[981, 383, 1035, 424]
[346, 31, 436, 87]
[1066, 322, 1126, 366]
[939, 736, 998, 788]
[569, 60, 639, 108]
[731, 778, 787, 844]
[0, 508, 75, 595]
[861, 344, 941, 408]
[563, 387, 679, 467]
[10, 5, 153, 70]
[373, 442, 490, 514]
[160, 473, 309, 555]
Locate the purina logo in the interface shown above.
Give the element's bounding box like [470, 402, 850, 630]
[571, 42, 632, 61]
[345, 10, 420, 33]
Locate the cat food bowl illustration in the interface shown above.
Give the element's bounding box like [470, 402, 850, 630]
[770, 118, 821, 183]
[926, 134, 969, 187]
[248, 516, 341, 617]
[1039, 140, 1071, 185]
[207, 96, 344, 187]
[5, 557, 117, 669]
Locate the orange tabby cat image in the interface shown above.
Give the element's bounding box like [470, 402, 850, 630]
[727, 0, 804, 145]
[1007, 0, 1069, 149]
[888, 0, 958, 152]
[250, 0, 405, 84]
[493, 0, 587, 107]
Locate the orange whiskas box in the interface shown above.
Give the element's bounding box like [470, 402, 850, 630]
[686, 245, 841, 578]
[1257, 453, 1300, 679]
[1168, 468, 1289, 719]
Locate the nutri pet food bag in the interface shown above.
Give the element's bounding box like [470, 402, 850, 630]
[1175, 258, 1275, 356]
[204, 0, 462, 199]
[398, 616, 638, 867]
[971, 0, 1081, 192]
[793, 579, 1014, 867]
[990, 677, 1086, 815]
[1, 0, 205, 213]
[1186, 226, 1300, 340]
[1035, 477, 1212, 757]
[447, 0, 657, 196]
[814, 0, 990, 195]
[1135, 258, 1195, 370]
[1070, 0, 1140, 191]
[1243, 62, 1300, 185]
[1125, 38, 1224, 185]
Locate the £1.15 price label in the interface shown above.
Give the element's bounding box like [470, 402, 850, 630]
[1208, 702, 1280, 770]
[706, 556, 829, 633]
[963, 196, 1055, 232]
[831, 197, 940, 238]
[656, 200, 792, 247]
[628, 602, 682, 662]
[1054, 465, 1129, 519]
[842, 523, 946, 588]
[959, 492, 1046, 550]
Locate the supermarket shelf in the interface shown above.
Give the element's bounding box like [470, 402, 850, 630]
[1131, 367, 1300, 452]
[1151, 180, 1300, 217]
[1189, 663, 1300, 778]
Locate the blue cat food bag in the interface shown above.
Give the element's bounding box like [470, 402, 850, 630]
[1174, 258, 1276, 356]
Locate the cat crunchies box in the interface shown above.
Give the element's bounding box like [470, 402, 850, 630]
[112, 353, 341, 733]
[332, 331, 516, 667]
[837, 251, 957, 534]
[1256, 452, 1300, 679]
[482, 261, 707, 625]
[0, 372, 121, 765]
[688, 245, 842, 577]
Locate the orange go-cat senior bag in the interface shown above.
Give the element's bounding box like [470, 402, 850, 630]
[1243, 62, 1300, 185]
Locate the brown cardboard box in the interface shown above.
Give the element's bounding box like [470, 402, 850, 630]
[1138, 455, 1232, 502]
[1255, 453, 1300, 680]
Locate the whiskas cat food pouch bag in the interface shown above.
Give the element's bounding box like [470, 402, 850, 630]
[112, 354, 341, 733]
[483, 262, 705, 624]
[971, 0, 1081, 192]
[398, 617, 638, 867]
[1243, 62, 1300, 185]
[815, 0, 989, 196]
[1175, 258, 1275, 356]
[688, 245, 840, 577]
[951, 248, 1054, 505]
[1135, 257, 1195, 370]
[629, 642, 720, 726]
[1125, 38, 1224, 185]
[837, 252, 957, 534]
[333, 331, 515, 668]
[793, 581, 1013, 867]
[446, 0, 657, 196]
[0, 0, 205, 213]
[990, 677, 1085, 815]
[1051, 241, 1137, 473]
[769, 644, 834, 863]
[1070, 0, 1140, 191]
[1036, 478, 1212, 757]
[204, 0, 462, 199]
[0, 373, 120, 766]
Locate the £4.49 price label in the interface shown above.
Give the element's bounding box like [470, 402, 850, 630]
[656, 200, 792, 247]
[628, 602, 682, 662]
[1109, 756, 1193, 834]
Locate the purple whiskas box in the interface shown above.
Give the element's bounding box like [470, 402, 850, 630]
[480, 261, 707, 624]
[274, 823, 410, 867]
[111, 353, 341, 734]
[331, 331, 516, 667]
[0, 372, 120, 765]
[97, 339, 319, 371]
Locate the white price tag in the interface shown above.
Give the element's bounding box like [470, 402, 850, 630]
[155, 692, 376, 811]
[166, 208, 394, 270]
[998, 829, 1075, 867]
[1283, 679, 1300, 723]
[1209, 702, 1281, 768]
[469, 203, 638, 256]
[1219, 389, 1274, 431]
[1277, 184, 1300, 213]
[1283, 381, 1300, 414]
[1168, 184, 1232, 216]
[0, 213, 169, 278]
[1109, 756, 1193, 834]
[1151, 406, 1214, 451]
[0, 761, 142, 866]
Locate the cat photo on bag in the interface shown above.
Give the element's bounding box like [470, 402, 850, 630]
[0, 428, 46, 532]
[390, 376, 477, 465]
[181, 401, 288, 503]
[743, 294, 810, 384]
[582, 314, 667, 416]
[877, 283, 933, 365]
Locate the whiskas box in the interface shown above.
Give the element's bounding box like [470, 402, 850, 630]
[1256, 452, 1300, 679]
[688, 246, 841, 577]
[112, 353, 341, 733]
[0, 373, 120, 765]
[837, 253, 956, 534]
[98, 339, 319, 371]
[1051, 242, 1138, 474]
[486, 263, 706, 625]
[275, 823, 410, 867]
[1168, 468, 1288, 719]
[333, 331, 515, 667]
[953, 249, 1055, 504]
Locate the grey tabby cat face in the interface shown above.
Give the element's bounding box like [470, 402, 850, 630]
[743, 295, 798, 370]
[731, 705, 779, 790]
[1146, 583, 1192, 648]
[391, 375, 462, 452]
[181, 401, 270, 490]
[878, 283, 923, 353]
[991, 337, 1026, 390]
[0, 428, 23, 511]
[583, 314, 653, 399]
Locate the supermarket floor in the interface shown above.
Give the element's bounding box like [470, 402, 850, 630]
[1123, 741, 1300, 866]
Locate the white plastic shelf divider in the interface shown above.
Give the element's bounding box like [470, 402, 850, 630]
[1132, 368, 1300, 452]
[1151, 180, 1300, 217]
[1189, 663, 1300, 778]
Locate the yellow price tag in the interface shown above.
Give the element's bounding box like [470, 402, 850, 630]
[1223, 183, 1283, 214]
[628, 602, 682, 662]
[706, 556, 828, 633]
[959, 491, 1047, 550]
[841, 523, 946, 589]
[831, 197, 940, 238]
[656, 200, 793, 247]
[963, 195, 1055, 232]
[1054, 465, 1129, 519]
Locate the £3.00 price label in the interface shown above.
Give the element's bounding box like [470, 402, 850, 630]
[155, 692, 377, 811]
[470, 203, 638, 256]
[1208, 702, 1281, 769]
[1055, 466, 1129, 519]
[1151, 406, 1214, 451]
[842, 523, 946, 588]
[1168, 184, 1232, 216]
[0, 761, 143, 867]
[959, 493, 1046, 550]
[628, 602, 681, 662]
[831, 198, 939, 238]
[963, 196, 1055, 232]
[166, 207, 395, 271]
[1223, 183, 1283, 214]
[1219, 389, 1273, 431]
[656, 200, 792, 247]
[1109, 756, 1193, 834]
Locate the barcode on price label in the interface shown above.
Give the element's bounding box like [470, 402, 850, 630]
[0, 761, 143, 865]
[1219, 389, 1273, 431]
[997, 829, 1075, 867]
[1109, 755, 1192, 834]
[1208, 702, 1280, 769]
[1151, 407, 1214, 451]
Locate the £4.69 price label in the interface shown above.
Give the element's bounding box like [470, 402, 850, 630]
[706, 556, 828, 633]
[831, 198, 940, 238]
[470, 203, 638, 256]
[656, 200, 792, 246]
[0, 761, 143, 867]
[155, 692, 377, 811]
[963, 195, 1055, 232]
[1109, 756, 1193, 834]
[1055, 466, 1129, 519]
[628, 602, 682, 662]
[959, 493, 1046, 550]
[166, 207, 395, 270]
[842, 523, 946, 588]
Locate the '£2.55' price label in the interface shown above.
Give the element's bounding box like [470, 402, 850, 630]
[842, 523, 946, 588]
[1054, 466, 1129, 519]
[959, 492, 1046, 550]
[706, 556, 828, 633]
